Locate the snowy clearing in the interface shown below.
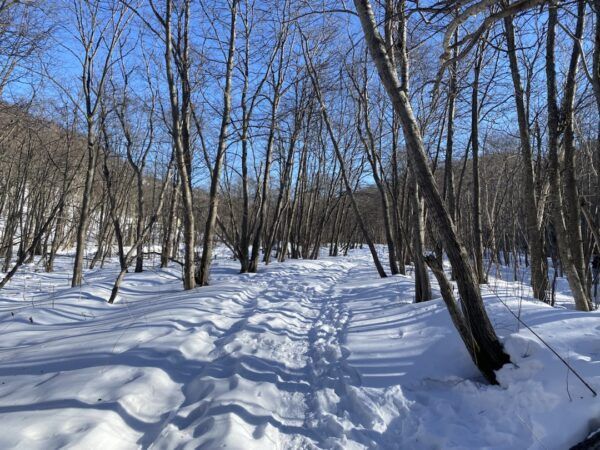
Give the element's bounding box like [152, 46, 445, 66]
[0, 250, 598, 449]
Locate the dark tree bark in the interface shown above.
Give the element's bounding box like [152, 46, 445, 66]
[503, 11, 548, 301]
[471, 42, 486, 284]
[354, 0, 510, 383]
[545, 0, 591, 311]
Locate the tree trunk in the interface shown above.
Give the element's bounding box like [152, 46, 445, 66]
[303, 35, 387, 278]
[354, 0, 510, 383]
[503, 12, 548, 301]
[197, 0, 238, 286]
[409, 171, 431, 302]
[545, 1, 591, 311]
[472, 42, 486, 284]
[71, 120, 97, 287]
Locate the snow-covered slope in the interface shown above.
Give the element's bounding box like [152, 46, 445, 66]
[0, 251, 598, 449]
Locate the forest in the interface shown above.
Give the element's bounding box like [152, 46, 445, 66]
[0, 0, 598, 448]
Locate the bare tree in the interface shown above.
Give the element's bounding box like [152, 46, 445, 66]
[503, 9, 548, 301]
[197, 0, 239, 286]
[353, 0, 510, 383]
[70, 0, 131, 287]
[545, 0, 591, 311]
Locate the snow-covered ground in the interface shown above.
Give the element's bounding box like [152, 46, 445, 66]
[0, 250, 598, 449]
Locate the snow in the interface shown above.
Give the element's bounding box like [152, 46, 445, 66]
[0, 250, 598, 449]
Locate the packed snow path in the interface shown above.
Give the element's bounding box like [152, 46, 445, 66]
[0, 251, 598, 449]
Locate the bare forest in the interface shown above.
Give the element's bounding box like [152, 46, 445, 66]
[0, 0, 599, 448]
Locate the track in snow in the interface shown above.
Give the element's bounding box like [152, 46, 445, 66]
[0, 252, 598, 449]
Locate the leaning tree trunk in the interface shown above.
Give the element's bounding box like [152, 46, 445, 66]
[354, 0, 510, 384]
[359, 101, 400, 275]
[108, 160, 173, 304]
[303, 35, 387, 278]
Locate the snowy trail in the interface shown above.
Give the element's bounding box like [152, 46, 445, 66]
[0, 252, 598, 449]
[0, 255, 367, 449]
[152, 259, 357, 449]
